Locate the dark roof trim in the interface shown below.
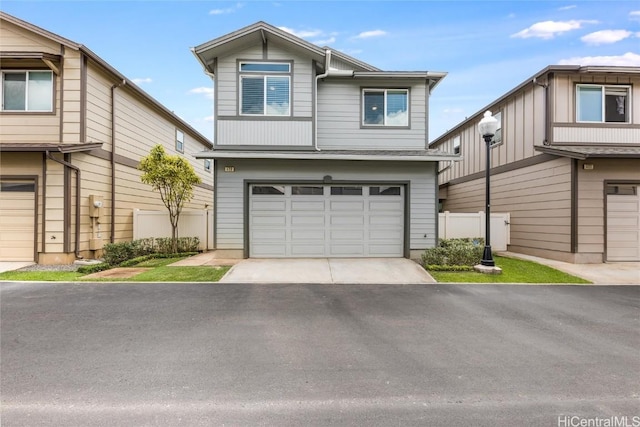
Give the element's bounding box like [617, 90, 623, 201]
[1, 142, 103, 153]
[193, 149, 460, 162]
[534, 145, 640, 159]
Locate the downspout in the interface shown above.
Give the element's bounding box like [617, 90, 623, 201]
[110, 79, 126, 243]
[533, 75, 550, 145]
[314, 50, 354, 151]
[46, 150, 81, 258]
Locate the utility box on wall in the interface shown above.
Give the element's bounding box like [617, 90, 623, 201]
[89, 195, 104, 219]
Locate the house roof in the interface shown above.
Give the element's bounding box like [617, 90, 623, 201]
[193, 149, 460, 162]
[534, 145, 640, 159]
[0, 11, 213, 149]
[0, 142, 103, 153]
[191, 21, 447, 89]
[430, 65, 640, 146]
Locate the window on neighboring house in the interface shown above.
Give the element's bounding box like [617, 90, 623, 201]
[204, 159, 211, 172]
[453, 135, 461, 154]
[362, 89, 409, 126]
[492, 111, 502, 146]
[577, 85, 630, 123]
[1, 70, 53, 111]
[239, 62, 291, 116]
[176, 130, 184, 153]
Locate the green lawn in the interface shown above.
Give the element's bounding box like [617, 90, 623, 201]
[0, 271, 85, 281]
[428, 256, 591, 284]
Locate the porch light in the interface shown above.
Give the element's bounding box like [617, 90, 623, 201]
[477, 111, 499, 270]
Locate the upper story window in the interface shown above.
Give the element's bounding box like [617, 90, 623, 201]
[577, 84, 630, 123]
[453, 135, 461, 154]
[1, 70, 53, 112]
[204, 159, 211, 172]
[176, 129, 184, 153]
[362, 89, 409, 127]
[239, 61, 291, 116]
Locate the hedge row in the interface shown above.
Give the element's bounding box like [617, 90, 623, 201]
[422, 238, 486, 268]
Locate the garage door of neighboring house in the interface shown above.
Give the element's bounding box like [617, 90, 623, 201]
[0, 180, 36, 262]
[249, 184, 404, 258]
[606, 184, 640, 262]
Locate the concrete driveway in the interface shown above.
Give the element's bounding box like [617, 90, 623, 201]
[219, 258, 436, 284]
[1, 281, 638, 426]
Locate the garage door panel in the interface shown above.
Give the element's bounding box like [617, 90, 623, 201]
[607, 190, 640, 261]
[0, 180, 35, 262]
[250, 184, 404, 258]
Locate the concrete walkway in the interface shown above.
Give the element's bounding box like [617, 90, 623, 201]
[218, 258, 436, 284]
[0, 262, 34, 274]
[498, 252, 640, 285]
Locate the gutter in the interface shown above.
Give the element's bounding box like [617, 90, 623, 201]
[110, 79, 126, 243]
[315, 49, 354, 151]
[45, 150, 81, 259]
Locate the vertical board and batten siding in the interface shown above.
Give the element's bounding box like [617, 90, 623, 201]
[0, 21, 62, 143]
[317, 79, 427, 150]
[215, 159, 437, 251]
[552, 73, 640, 144]
[577, 158, 640, 256]
[436, 83, 547, 186]
[443, 157, 573, 255]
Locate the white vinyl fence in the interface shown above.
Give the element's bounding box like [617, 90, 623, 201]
[133, 209, 214, 250]
[439, 211, 511, 251]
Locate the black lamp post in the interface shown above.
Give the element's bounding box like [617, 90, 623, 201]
[477, 111, 498, 267]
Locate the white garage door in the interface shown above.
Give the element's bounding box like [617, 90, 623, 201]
[250, 184, 404, 258]
[0, 180, 36, 262]
[607, 184, 640, 262]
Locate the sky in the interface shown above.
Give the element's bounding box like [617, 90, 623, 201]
[2, 0, 639, 142]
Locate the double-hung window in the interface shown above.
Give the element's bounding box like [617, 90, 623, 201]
[492, 111, 502, 146]
[239, 62, 291, 116]
[176, 129, 184, 152]
[2, 70, 53, 112]
[362, 89, 409, 126]
[577, 84, 630, 123]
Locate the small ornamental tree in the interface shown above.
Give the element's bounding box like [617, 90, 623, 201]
[138, 145, 201, 252]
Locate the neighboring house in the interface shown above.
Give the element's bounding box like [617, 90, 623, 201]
[0, 12, 214, 264]
[431, 65, 640, 263]
[191, 22, 456, 259]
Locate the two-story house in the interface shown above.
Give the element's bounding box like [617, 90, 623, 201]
[191, 22, 455, 259]
[0, 12, 214, 264]
[431, 66, 640, 263]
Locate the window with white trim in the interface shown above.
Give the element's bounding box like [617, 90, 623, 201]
[1, 70, 53, 112]
[204, 159, 211, 172]
[362, 89, 409, 126]
[239, 62, 291, 116]
[453, 135, 461, 154]
[176, 129, 184, 153]
[577, 84, 630, 123]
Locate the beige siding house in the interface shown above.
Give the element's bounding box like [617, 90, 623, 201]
[0, 12, 213, 264]
[431, 66, 640, 263]
[191, 22, 456, 259]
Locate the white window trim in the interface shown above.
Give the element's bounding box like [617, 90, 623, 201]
[491, 111, 503, 147]
[1, 70, 54, 112]
[176, 129, 184, 153]
[576, 84, 631, 124]
[204, 159, 212, 172]
[453, 135, 461, 154]
[239, 71, 291, 117]
[362, 88, 410, 127]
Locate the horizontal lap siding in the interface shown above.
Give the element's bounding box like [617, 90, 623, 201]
[216, 159, 436, 251]
[317, 79, 427, 150]
[577, 158, 640, 255]
[444, 157, 572, 253]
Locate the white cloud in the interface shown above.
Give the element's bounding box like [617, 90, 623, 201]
[558, 52, 640, 66]
[278, 26, 323, 38]
[313, 37, 336, 45]
[132, 77, 152, 85]
[581, 29, 633, 45]
[630, 11, 640, 21]
[558, 5, 577, 11]
[511, 20, 597, 39]
[189, 87, 214, 100]
[355, 30, 387, 39]
[203, 115, 214, 122]
[209, 2, 243, 15]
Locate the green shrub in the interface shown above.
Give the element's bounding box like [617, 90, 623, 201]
[103, 237, 200, 266]
[154, 237, 200, 254]
[77, 263, 111, 274]
[103, 241, 135, 266]
[421, 238, 485, 267]
[425, 265, 475, 272]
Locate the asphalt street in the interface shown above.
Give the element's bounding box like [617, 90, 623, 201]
[1, 282, 639, 426]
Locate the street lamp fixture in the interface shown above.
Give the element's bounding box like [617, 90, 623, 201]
[478, 111, 498, 267]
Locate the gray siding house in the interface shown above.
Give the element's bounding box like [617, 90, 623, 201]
[192, 22, 455, 259]
[431, 66, 640, 263]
